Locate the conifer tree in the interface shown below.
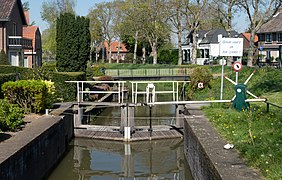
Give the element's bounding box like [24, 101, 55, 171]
[0, 49, 9, 65]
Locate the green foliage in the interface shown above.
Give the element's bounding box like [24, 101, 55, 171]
[0, 99, 24, 131]
[0, 73, 16, 99]
[2, 80, 50, 113]
[186, 66, 213, 99]
[158, 49, 178, 65]
[50, 72, 86, 102]
[86, 62, 106, 80]
[56, 13, 90, 72]
[0, 49, 9, 65]
[0, 65, 33, 79]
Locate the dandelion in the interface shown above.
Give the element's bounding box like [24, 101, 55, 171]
[253, 136, 256, 139]
[266, 169, 269, 173]
[266, 161, 269, 164]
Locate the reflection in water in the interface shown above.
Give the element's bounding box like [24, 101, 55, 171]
[48, 138, 193, 180]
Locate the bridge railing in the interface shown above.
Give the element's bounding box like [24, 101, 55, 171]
[105, 68, 193, 77]
[66, 81, 127, 103]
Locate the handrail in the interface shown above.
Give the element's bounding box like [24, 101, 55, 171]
[266, 101, 282, 112]
[105, 67, 193, 77]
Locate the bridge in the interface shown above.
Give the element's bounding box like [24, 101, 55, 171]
[104, 67, 192, 80]
[59, 80, 267, 141]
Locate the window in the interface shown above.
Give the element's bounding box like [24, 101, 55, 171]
[265, 33, 272, 42]
[13, 23, 17, 36]
[278, 33, 282, 42]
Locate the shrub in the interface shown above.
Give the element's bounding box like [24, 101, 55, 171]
[0, 99, 24, 131]
[86, 62, 107, 80]
[187, 66, 213, 99]
[0, 73, 16, 99]
[50, 72, 86, 102]
[0, 49, 9, 65]
[2, 80, 49, 113]
[0, 65, 33, 79]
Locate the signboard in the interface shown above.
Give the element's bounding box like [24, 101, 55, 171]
[233, 62, 243, 72]
[220, 38, 243, 57]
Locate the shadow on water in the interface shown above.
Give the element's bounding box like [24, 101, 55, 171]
[48, 138, 194, 180]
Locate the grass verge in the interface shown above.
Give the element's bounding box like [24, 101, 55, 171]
[195, 67, 282, 179]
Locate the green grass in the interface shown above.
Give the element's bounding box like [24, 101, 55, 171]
[196, 67, 282, 179]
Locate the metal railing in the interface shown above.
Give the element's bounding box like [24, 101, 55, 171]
[105, 68, 193, 77]
[66, 81, 127, 103]
[8, 36, 33, 49]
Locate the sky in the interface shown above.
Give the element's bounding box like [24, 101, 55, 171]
[27, 0, 249, 33]
[27, 0, 112, 31]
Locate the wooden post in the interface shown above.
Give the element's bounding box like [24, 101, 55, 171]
[121, 106, 135, 141]
[73, 105, 83, 127]
[176, 105, 184, 127]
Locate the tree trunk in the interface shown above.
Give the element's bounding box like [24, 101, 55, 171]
[108, 41, 112, 63]
[117, 41, 121, 64]
[142, 42, 146, 64]
[247, 29, 256, 67]
[133, 31, 138, 64]
[177, 21, 183, 65]
[152, 40, 157, 64]
[191, 32, 197, 64]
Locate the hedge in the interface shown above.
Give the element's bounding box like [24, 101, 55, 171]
[0, 65, 33, 79]
[50, 72, 86, 102]
[0, 73, 17, 99]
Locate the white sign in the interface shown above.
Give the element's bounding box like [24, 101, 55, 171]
[220, 38, 243, 57]
[233, 62, 242, 72]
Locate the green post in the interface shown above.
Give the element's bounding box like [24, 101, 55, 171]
[231, 84, 250, 111]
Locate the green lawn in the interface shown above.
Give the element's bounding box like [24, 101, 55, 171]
[196, 67, 282, 179]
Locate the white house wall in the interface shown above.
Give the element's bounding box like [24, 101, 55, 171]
[210, 43, 220, 57]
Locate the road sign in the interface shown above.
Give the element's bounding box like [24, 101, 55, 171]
[233, 62, 242, 72]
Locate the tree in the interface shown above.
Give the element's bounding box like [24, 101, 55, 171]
[184, 0, 209, 64]
[240, 0, 281, 66]
[0, 49, 9, 65]
[56, 13, 90, 72]
[166, 0, 187, 65]
[41, 0, 76, 59]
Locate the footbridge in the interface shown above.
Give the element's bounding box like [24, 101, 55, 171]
[61, 80, 267, 141]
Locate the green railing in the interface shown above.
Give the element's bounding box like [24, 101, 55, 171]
[105, 68, 193, 77]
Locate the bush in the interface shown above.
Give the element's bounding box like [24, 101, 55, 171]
[2, 80, 50, 113]
[50, 72, 86, 102]
[0, 99, 24, 131]
[0, 73, 16, 99]
[0, 65, 33, 79]
[187, 66, 213, 99]
[0, 49, 9, 65]
[86, 62, 106, 80]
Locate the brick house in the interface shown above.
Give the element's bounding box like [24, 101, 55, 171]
[104, 41, 128, 62]
[0, 0, 36, 67]
[257, 12, 282, 63]
[23, 11, 42, 67]
[238, 33, 259, 64]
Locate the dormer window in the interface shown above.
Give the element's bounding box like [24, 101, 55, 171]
[265, 33, 272, 42]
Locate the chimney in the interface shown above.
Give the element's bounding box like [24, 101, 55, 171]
[24, 10, 30, 25]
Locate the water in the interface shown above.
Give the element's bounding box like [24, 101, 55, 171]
[48, 138, 193, 180]
[48, 93, 194, 179]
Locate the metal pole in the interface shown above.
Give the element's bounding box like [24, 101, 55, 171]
[220, 58, 224, 100]
[149, 105, 152, 136]
[235, 71, 238, 84]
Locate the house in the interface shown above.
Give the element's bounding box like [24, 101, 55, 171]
[0, 0, 39, 67]
[238, 33, 258, 64]
[182, 29, 239, 65]
[257, 12, 282, 63]
[23, 11, 42, 67]
[104, 41, 129, 62]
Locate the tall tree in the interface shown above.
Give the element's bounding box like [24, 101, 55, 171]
[166, 0, 187, 65]
[240, 0, 281, 66]
[56, 13, 90, 72]
[184, 0, 209, 64]
[41, 0, 76, 59]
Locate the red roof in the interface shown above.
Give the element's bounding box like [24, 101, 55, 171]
[23, 26, 39, 48]
[104, 41, 128, 53]
[242, 33, 258, 43]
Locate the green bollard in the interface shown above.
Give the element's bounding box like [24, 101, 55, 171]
[231, 84, 250, 111]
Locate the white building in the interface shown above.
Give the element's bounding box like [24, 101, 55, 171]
[182, 29, 239, 65]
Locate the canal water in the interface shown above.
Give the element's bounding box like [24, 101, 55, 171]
[48, 93, 193, 179]
[48, 138, 193, 180]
